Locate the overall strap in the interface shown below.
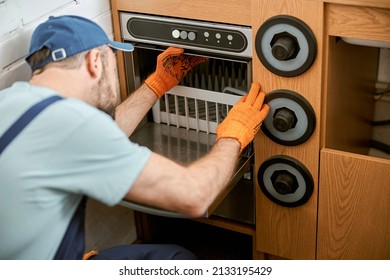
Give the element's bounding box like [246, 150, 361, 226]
[53, 196, 87, 260]
[0, 95, 63, 155]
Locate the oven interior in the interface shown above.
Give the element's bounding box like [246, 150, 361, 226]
[122, 43, 255, 224]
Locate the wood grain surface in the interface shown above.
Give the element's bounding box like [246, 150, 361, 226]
[318, 149, 390, 259]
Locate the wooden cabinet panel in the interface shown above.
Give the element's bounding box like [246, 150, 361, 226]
[113, 0, 252, 26]
[318, 149, 390, 259]
[325, 4, 390, 42]
[252, 0, 324, 259]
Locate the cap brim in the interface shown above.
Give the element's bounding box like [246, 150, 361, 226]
[108, 41, 134, 52]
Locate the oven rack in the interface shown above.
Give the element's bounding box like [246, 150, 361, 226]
[152, 86, 242, 134]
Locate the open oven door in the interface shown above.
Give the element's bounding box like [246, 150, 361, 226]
[119, 120, 254, 223]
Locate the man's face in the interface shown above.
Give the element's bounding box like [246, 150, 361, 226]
[93, 47, 120, 119]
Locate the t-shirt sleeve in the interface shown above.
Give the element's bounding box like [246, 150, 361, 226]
[45, 109, 151, 206]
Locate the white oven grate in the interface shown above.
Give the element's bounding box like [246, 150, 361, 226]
[152, 86, 243, 134]
[151, 59, 248, 134]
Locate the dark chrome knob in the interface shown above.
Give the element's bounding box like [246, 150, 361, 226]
[271, 35, 297, 61]
[271, 171, 298, 195]
[273, 107, 297, 132]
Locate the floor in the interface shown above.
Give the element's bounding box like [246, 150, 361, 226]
[85, 199, 137, 252]
[85, 199, 253, 260]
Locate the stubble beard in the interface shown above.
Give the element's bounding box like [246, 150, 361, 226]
[93, 68, 119, 119]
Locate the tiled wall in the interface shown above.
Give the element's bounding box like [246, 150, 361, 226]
[0, 0, 113, 89]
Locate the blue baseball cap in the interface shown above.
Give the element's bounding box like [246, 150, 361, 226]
[26, 15, 134, 70]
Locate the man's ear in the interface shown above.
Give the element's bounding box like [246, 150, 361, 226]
[85, 48, 103, 79]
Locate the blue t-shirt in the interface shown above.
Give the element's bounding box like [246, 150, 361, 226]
[0, 82, 151, 259]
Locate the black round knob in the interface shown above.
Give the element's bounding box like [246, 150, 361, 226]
[273, 172, 296, 195]
[271, 36, 297, 61]
[273, 108, 297, 132]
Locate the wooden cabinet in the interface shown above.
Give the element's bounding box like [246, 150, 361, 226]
[251, 0, 324, 260]
[317, 3, 390, 259]
[111, 0, 390, 259]
[318, 149, 390, 259]
[252, 0, 390, 260]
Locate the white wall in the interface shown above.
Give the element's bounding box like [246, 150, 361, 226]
[0, 0, 113, 89]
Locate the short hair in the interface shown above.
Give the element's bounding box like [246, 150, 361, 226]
[27, 45, 108, 75]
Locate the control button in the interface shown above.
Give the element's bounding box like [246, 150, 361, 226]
[227, 34, 233, 41]
[172, 29, 180, 39]
[204, 32, 210, 38]
[180, 30, 188, 40]
[188, 32, 196, 41]
[216, 33, 221, 39]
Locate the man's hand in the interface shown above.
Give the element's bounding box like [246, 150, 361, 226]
[216, 82, 270, 152]
[145, 47, 207, 98]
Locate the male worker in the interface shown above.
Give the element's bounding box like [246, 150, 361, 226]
[0, 15, 269, 260]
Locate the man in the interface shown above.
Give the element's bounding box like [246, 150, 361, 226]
[0, 15, 269, 260]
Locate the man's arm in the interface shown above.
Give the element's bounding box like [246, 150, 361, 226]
[125, 138, 240, 217]
[115, 47, 207, 136]
[115, 83, 157, 137]
[124, 82, 270, 217]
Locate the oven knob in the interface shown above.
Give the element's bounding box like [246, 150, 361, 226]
[257, 155, 314, 207]
[262, 90, 316, 146]
[271, 170, 298, 195]
[188, 32, 196, 41]
[273, 107, 297, 132]
[271, 35, 298, 61]
[172, 29, 180, 39]
[255, 15, 317, 77]
[180, 30, 188, 40]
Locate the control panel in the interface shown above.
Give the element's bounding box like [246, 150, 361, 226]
[167, 26, 240, 50]
[120, 12, 252, 58]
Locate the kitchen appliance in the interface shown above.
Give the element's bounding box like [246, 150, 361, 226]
[118, 12, 255, 224]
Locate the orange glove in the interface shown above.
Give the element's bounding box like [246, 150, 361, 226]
[145, 47, 207, 98]
[216, 82, 270, 151]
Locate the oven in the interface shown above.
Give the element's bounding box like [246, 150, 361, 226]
[118, 12, 255, 225]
